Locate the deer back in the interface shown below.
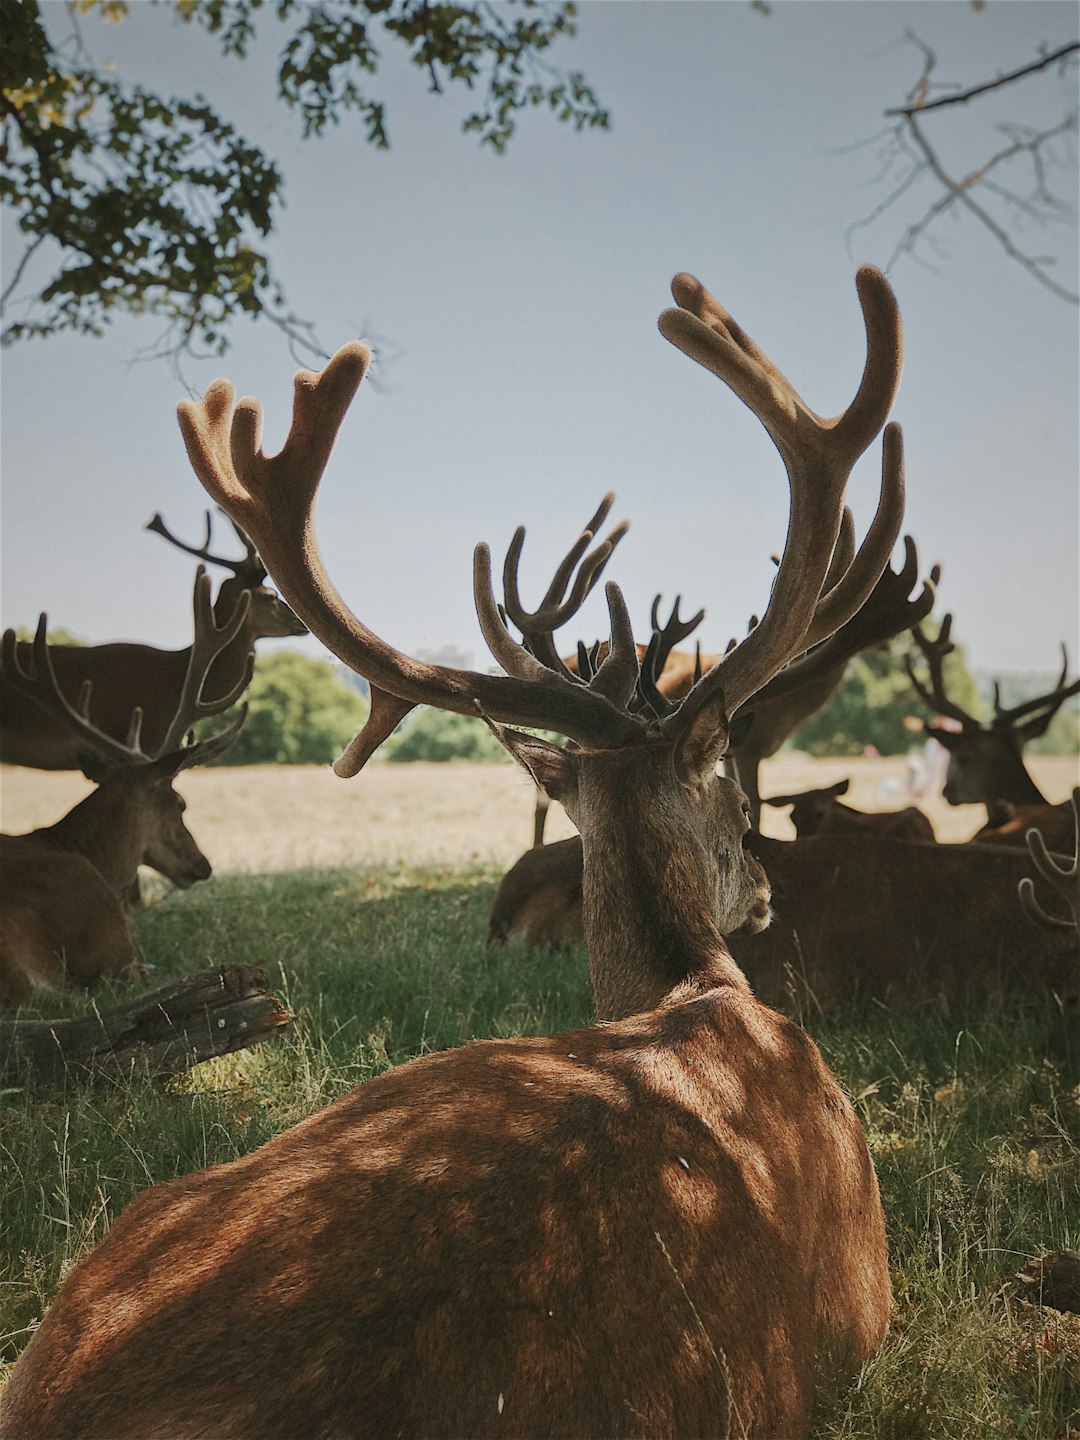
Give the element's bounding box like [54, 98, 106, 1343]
[2, 990, 887, 1440]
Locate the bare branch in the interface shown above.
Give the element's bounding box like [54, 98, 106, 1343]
[855, 33, 1079, 303]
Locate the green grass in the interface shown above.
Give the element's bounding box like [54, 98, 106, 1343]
[2, 866, 1078, 1436]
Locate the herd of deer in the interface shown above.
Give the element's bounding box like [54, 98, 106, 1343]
[1, 267, 1078, 1438]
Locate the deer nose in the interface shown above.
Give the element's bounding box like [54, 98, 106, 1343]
[176, 855, 213, 887]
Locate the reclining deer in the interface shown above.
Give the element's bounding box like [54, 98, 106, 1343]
[906, 617, 1079, 850]
[0, 511, 304, 772]
[0, 570, 247, 1006]
[2, 266, 905, 1438]
[762, 777, 936, 841]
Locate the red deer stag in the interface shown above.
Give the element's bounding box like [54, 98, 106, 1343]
[0, 570, 247, 1006]
[906, 617, 1079, 850]
[762, 777, 936, 841]
[2, 266, 906, 1438]
[0, 511, 304, 772]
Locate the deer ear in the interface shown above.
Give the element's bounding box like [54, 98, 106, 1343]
[674, 690, 730, 785]
[475, 709, 577, 803]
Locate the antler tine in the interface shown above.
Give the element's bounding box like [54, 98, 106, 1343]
[1018, 789, 1079, 930]
[992, 644, 1080, 728]
[156, 567, 254, 755]
[904, 613, 979, 727]
[1, 616, 150, 770]
[749, 536, 938, 708]
[146, 510, 248, 576]
[500, 496, 630, 679]
[634, 595, 706, 720]
[659, 267, 904, 726]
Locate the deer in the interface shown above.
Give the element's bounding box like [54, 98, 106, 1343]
[489, 825, 1076, 1012]
[0, 511, 305, 773]
[1, 268, 906, 1438]
[0, 570, 248, 1007]
[762, 777, 936, 841]
[905, 617, 1079, 851]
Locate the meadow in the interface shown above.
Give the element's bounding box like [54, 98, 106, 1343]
[2, 756, 1079, 1436]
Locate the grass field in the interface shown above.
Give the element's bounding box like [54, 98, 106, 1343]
[2, 757, 1079, 1434]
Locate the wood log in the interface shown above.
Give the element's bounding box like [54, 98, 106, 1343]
[0, 964, 291, 1088]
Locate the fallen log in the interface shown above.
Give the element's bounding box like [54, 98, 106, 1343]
[0, 964, 292, 1088]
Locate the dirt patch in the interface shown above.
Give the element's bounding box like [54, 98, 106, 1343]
[4, 754, 1077, 875]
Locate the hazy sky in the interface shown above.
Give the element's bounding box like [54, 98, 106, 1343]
[2, 1, 1077, 685]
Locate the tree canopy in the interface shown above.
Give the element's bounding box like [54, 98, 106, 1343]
[203, 649, 369, 765]
[1, 0, 606, 354]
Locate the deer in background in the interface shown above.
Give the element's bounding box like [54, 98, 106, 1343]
[0, 570, 247, 1006]
[3, 265, 905, 1439]
[0, 511, 305, 772]
[906, 617, 1079, 851]
[762, 777, 936, 841]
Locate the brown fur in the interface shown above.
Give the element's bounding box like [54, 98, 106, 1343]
[488, 837, 585, 948]
[487, 831, 1077, 1011]
[973, 799, 1076, 853]
[2, 732, 889, 1440]
[0, 579, 303, 772]
[0, 837, 139, 1005]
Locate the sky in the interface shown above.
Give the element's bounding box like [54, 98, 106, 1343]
[2, 1, 1078, 690]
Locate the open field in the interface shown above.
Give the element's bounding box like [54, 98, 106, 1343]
[4, 752, 1078, 872]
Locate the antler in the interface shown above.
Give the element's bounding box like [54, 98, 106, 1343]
[156, 567, 254, 753]
[1, 570, 252, 771]
[656, 265, 905, 727]
[748, 537, 938, 707]
[177, 346, 645, 773]
[634, 595, 707, 718]
[992, 646, 1080, 735]
[147, 510, 266, 584]
[904, 614, 978, 728]
[1018, 789, 1080, 931]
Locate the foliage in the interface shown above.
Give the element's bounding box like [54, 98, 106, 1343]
[12, 623, 87, 646]
[200, 649, 368, 764]
[380, 703, 510, 762]
[791, 628, 982, 758]
[2, 865, 1078, 1437]
[0, 0, 607, 353]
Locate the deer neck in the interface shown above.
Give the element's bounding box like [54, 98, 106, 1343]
[985, 737, 1047, 807]
[38, 786, 142, 894]
[578, 786, 750, 1024]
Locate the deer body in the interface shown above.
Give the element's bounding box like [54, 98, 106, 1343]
[763, 780, 936, 842]
[489, 830, 1076, 1009]
[3, 756, 888, 1440]
[0, 837, 138, 1005]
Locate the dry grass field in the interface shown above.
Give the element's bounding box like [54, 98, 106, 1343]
[2, 752, 1077, 873]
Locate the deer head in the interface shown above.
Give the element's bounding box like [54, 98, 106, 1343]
[147, 509, 308, 640]
[1, 569, 248, 894]
[907, 618, 1079, 808]
[177, 266, 905, 1021]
